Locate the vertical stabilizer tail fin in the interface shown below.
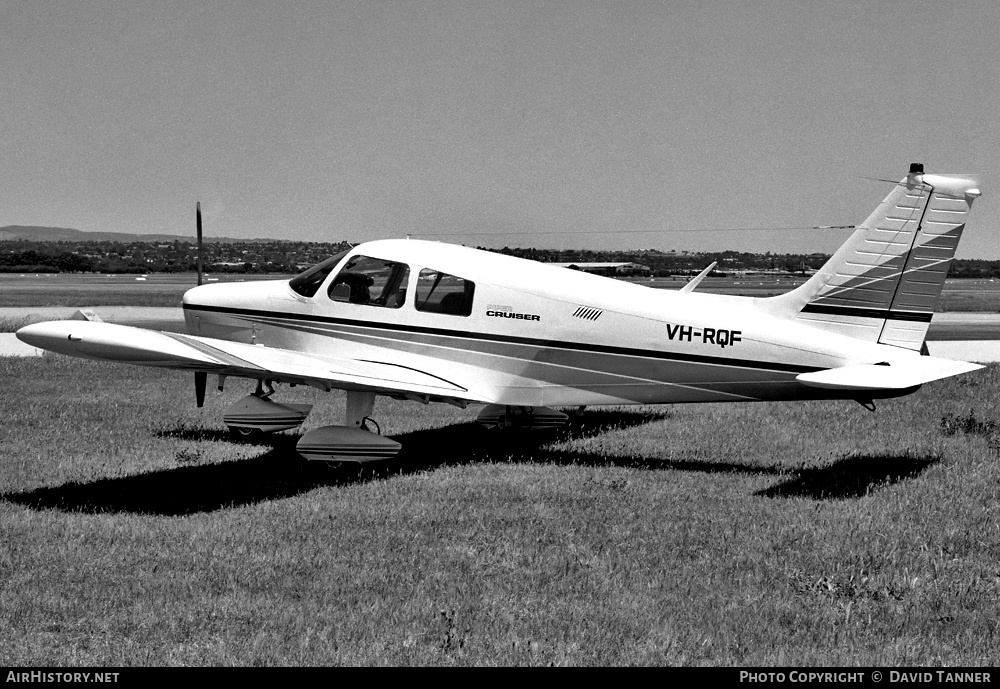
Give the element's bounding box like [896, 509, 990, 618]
[769, 165, 982, 350]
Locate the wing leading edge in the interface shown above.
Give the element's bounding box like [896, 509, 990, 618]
[16, 320, 485, 403]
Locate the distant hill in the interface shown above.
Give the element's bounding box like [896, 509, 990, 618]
[0, 225, 277, 244]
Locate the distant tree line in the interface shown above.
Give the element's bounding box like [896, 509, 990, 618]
[946, 259, 1000, 279]
[3, 238, 1000, 278]
[0, 249, 96, 274]
[0, 239, 350, 274]
[486, 247, 832, 277]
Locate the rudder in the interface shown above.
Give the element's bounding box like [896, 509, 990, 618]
[771, 164, 982, 350]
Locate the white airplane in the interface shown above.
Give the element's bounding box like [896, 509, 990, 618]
[17, 164, 984, 462]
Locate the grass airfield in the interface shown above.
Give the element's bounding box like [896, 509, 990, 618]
[2, 274, 1000, 666]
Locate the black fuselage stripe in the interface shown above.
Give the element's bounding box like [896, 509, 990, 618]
[183, 303, 821, 374]
[801, 303, 933, 323]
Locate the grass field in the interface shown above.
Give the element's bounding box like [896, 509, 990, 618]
[2, 356, 999, 665]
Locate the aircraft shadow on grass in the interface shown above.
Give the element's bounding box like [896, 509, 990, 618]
[753, 454, 941, 500]
[1, 409, 941, 515]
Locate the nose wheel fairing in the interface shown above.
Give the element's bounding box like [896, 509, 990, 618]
[223, 394, 313, 434]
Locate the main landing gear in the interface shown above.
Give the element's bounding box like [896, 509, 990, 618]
[296, 390, 401, 462]
[475, 404, 569, 430]
[222, 381, 400, 462]
[218, 382, 570, 463]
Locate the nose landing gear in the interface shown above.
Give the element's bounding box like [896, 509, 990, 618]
[223, 379, 313, 436]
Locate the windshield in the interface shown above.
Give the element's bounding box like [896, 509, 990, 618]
[288, 250, 350, 298]
[328, 255, 410, 308]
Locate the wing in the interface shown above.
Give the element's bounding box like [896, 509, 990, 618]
[795, 358, 983, 392]
[16, 320, 487, 404]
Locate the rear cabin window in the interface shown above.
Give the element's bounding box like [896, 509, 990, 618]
[327, 255, 410, 309]
[288, 250, 349, 298]
[414, 269, 475, 316]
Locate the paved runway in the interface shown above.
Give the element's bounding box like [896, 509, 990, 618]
[926, 313, 1000, 341]
[927, 340, 1000, 362]
[0, 305, 183, 324]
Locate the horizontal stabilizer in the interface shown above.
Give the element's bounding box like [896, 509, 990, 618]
[796, 358, 982, 392]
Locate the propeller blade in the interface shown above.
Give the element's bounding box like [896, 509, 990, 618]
[196, 201, 204, 287]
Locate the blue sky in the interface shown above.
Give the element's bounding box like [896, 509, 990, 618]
[2, 1, 997, 256]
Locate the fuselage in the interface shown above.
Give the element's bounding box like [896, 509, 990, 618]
[181, 239, 926, 407]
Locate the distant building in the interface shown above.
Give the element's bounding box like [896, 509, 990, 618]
[551, 261, 651, 276]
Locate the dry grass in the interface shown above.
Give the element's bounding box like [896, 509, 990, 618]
[1, 357, 999, 665]
[0, 315, 47, 333]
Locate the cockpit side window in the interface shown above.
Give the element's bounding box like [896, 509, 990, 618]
[328, 255, 410, 309]
[414, 269, 475, 316]
[288, 250, 349, 298]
